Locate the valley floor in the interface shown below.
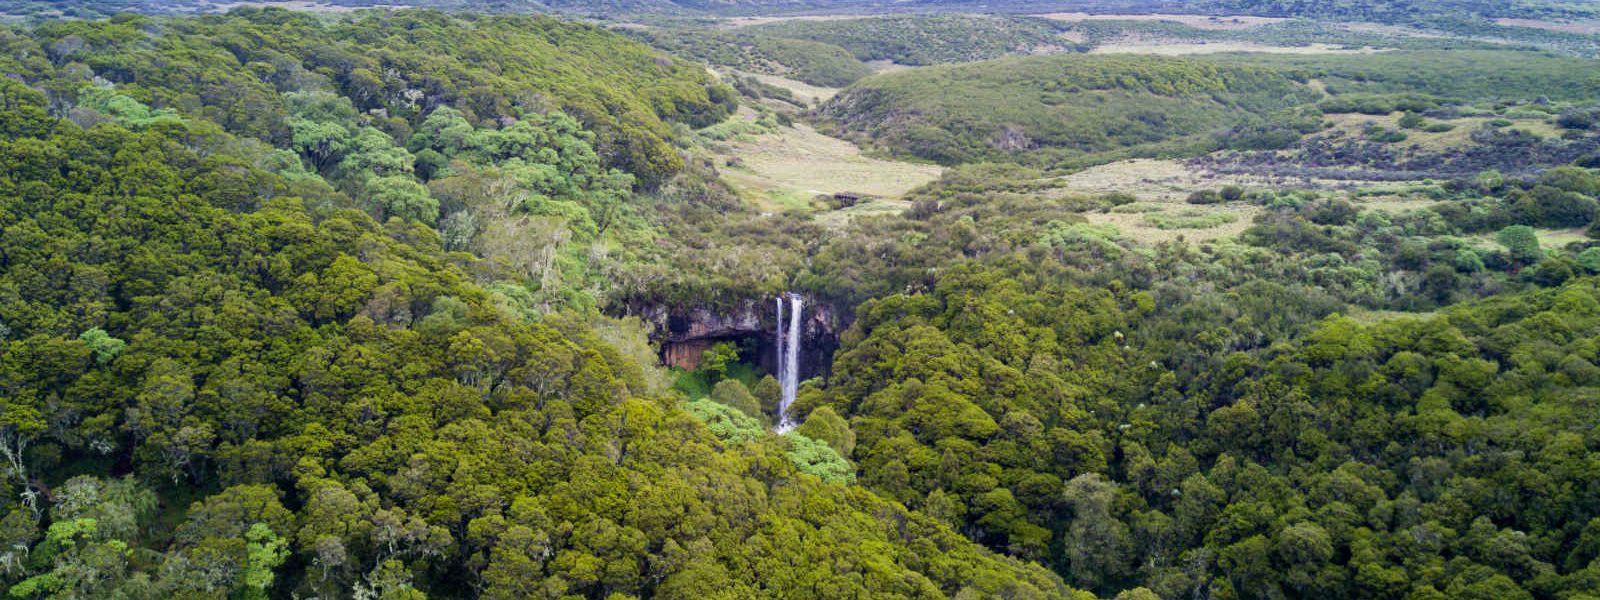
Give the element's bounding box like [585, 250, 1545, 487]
[706, 108, 942, 212]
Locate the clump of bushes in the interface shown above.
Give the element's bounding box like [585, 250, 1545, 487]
[1364, 124, 1409, 143]
[1187, 185, 1247, 205]
[1557, 106, 1600, 130]
[1318, 92, 1438, 115]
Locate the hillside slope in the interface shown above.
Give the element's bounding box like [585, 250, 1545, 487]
[1, 9, 735, 183]
[817, 49, 1600, 167]
[739, 14, 1079, 65]
[624, 26, 874, 88]
[816, 54, 1318, 166]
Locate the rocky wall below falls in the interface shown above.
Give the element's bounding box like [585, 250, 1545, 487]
[634, 297, 843, 381]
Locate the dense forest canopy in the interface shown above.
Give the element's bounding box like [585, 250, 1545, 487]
[0, 9, 736, 183]
[0, 17, 1080, 599]
[803, 262, 1600, 599]
[5, 1, 1600, 599]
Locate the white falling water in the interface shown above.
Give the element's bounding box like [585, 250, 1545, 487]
[783, 294, 803, 427]
[775, 293, 803, 432]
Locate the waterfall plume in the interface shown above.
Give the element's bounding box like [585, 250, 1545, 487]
[775, 293, 803, 432]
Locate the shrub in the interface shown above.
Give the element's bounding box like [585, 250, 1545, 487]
[782, 433, 856, 484]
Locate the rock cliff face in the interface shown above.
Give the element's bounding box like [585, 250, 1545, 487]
[636, 297, 842, 380]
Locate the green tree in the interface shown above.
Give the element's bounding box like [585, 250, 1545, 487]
[1497, 225, 1543, 265]
[753, 376, 782, 421]
[686, 399, 763, 443]
[709, 379, 762, 422]
[697, 342, 739, 384]
[285, 91, 360, 170]
[77, 328, 125, 366]
[1062, 474, 1133, 591]
[795, 405, 856, 457]
[335, 127, 417, 182]
[366, 175, 439, 225]
[782, 432, 855, 484]
[1580, 247, 1600, 273]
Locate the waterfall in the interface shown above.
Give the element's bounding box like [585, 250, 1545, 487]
[775, 293, 803, 432]
[783, 294, 803, 428]
[775, 296, 785, 421]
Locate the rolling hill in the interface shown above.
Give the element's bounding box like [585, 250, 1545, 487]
[815, 54, 1319, 166]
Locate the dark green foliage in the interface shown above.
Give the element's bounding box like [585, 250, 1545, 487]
[5, 0, 1599, 23]
[0, 9, 736, 184]
[0, 66, 1074, 600]
[1499, 224, 1544, 263]
[0, 79, 57, 138]
[77, 329, 124, 366]
[1364, 124, 1409, 143]
[1215, 107, 1325, 150]
[794, 405, 855, 456]
[781, 432, 855, 484]
[6, 5, 1600, 600]
[1559, 106, 1600, 130]
[708, 378, 762, 421]
[810, 261, 1600, 599]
